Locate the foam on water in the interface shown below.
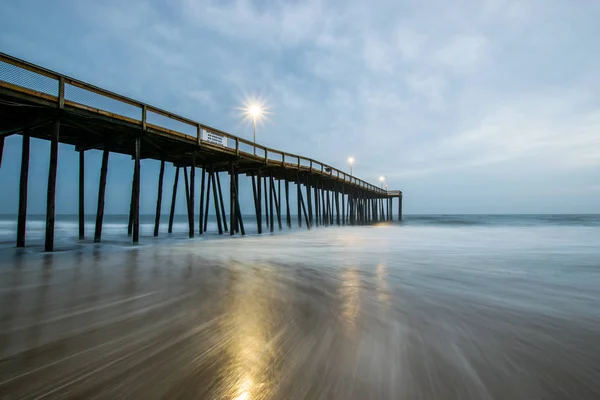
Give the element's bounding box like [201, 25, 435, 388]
[0, 214, 599, 398]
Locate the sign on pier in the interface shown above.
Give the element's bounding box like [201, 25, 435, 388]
[202, 129, 227, 147]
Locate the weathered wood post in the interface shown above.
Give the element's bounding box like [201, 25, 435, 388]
[257, 170, 263, 233]
[132, 135, 141, 244]
[398, 194, 402, 221]
[203, 170, 212, 233]
[215, 171, 228, 232]
[0, 136, 4, 167]
[211, 169, 223, 234]
[297, 176, 302, 227]
[306, 178, 312, 226]
[168, 167, 179, 234]
[335, 185, 340, 226]
[45, 119, 60, 252]
[154, 160, 165, 237]
[270, 176, 282, 230]
[189, 155, 195, 238]
[341, 185, 346, 225]
[94, 147, 110, 243]
[230, 163, 235, 236]
[17, 131, 30, 248]
[285, 179, 291, 228]
[78, 151, 85, 240]
[264, 175, 270, 229]
[198, 166, 205, 235]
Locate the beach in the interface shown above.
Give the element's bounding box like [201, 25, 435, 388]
[0, 215, 599, 399]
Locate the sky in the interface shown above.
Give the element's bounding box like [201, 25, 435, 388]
[1, 0, 599, 215]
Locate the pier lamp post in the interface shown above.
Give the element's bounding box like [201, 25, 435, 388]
[379, 176, 386, 189]
[348, 157, 355, 176]
[245, 104, 264, 154]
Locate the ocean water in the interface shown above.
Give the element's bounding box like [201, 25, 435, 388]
[0, 214, 599, 399]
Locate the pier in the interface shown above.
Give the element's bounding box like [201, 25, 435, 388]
[0, 53, 402, 251]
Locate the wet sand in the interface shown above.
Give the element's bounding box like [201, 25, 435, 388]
[1, 225, 599, 399]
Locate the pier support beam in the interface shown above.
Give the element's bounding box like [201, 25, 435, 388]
[341, 186, 345, 226]
[211, 170, 223, 235]
[285, 179, 291, 228]
[168, 167, 179, 234]
[230, 164, 235, 236]
[398, 195, 402, 221]
[203, 170, 212, 233]
[0, 136, 4, 167]
[94, 147, 109, 243]
[154, 160, 165, 237]
[306, 179, 312, 226]
[297, 178, 302, 227]
[45, 120, 60, 252]
[264, 176, 270, 229]
[132, 136, 141, 244]
[314, 181, 320, 227]
[335, 186, 340, 226]
[16, 131, 30, 248]
[215, 171, 228, 233]
[189, 156, 195, 238]
[251, 175, 262, 234]
[78, 151, 85, 240]
[297, 174, 310, 228]
[269, 174, 274, 232]
[199, 167, 205, 235]
[255, 171, 262, 234]
[271, 176, 282, 230]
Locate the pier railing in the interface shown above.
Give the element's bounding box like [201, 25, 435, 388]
[0, 52, 386, 194]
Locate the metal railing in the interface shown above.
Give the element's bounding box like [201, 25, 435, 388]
[0, 52, 390, 194]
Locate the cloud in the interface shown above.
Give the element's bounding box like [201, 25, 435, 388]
[433, 35, 488, 72]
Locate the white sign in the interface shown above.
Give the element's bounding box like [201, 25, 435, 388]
[202, 129, 227, 147]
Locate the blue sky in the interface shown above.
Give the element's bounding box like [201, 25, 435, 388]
[1, 0, 599, 215]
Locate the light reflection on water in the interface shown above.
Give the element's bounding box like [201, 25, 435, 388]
[0, 217, 599, 398]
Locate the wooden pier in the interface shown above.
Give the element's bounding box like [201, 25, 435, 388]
[0, 53, 402, 251]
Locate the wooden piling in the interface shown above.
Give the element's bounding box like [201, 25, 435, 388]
[235, 173, 240, 233]
[94, 147, 110, 242]
[154, 160, 165, 237]
[211, 170, 223, 234]
[0, 136, 4, 167]
[232, 167, 245, 235]
[252, 174, 261, 233]
[341, 186, 345, 226]
[16, 131, 30, 248]
[285, 179, 291, 228]
[321, 184, 327, 226]
[78, 151, 85, 240]
[306, 178, 312, 226]
[271, 176, 282, 230]
[189, 155, 195, 238]
[398, 195, 402, 221]
[335, 186, 340, 225]
[215, 171, 228, 232]
[168, 167, 179, 234]
[199, 167, 205, 234]
[297, 177, 302, 227]
[298, 174, 310, 228]
[132, 135, 141, 244]
[229, 163, 235, 237]
[269, 174, 274, 232]
[203, 170, 212, 233]
[183, 166, 191, 221]
[314, 181, 319, 227]
[127, 173, 134, 237]
[256, 170, 262, 233]
[44, 119, 59, 252]
[264, 176, 270, 229]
